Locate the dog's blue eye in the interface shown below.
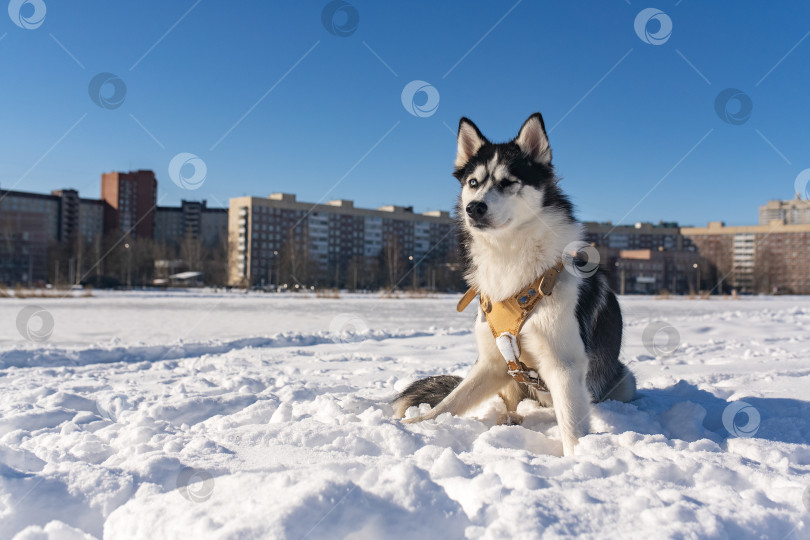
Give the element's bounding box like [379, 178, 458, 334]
[468, 178, 478, 187]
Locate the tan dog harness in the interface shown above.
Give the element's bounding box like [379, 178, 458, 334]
[456, 262, 564, 392]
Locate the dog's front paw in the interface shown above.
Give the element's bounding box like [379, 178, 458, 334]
[497, 412, 525, 426]
[402, 406, 443, 424]
[401, 406, 428, 424]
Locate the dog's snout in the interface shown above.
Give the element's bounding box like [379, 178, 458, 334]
[466, 201, 488, 220]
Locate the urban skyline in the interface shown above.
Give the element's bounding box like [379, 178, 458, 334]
[5, 165, 809, 229]
[3, 168, 809, 294]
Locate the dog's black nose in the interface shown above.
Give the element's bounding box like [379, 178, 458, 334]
[466, 201, 488, 220]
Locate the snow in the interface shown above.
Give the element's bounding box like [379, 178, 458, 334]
[1, 291, 809, 539]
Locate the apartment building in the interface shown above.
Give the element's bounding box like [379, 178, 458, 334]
[0, 189, 61, 284]
[682, 221, 810, 294]
[582, 221, 699, 294]
[101, 170, 158, 239]
[608, 248, 701, 294]
[228, 193, 456, 288]
[78, 198, 104, 243]
[1, 171, 227, 285]
[155, 200, 228, 248]
[583, 221, 695, 251]
[759, 197, 810, 225]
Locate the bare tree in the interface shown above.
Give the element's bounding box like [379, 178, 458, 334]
[180, 235, 203, 271]
[202, 233, 228, 286]
[278, 230, 316, 288]
[383, 234, 403, 290]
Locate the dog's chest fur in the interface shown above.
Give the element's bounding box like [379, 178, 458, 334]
[467, 210, 583, 302]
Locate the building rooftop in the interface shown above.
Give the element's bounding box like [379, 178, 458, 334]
[231, 193, 453, 222]
[583, 221, 682, 232]
[326, 199, 353, 208]
[682, 221, 810, 234]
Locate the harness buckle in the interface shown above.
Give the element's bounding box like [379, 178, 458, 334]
[539, 263, 563, 296]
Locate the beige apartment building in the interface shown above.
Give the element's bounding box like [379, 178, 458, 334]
[759, 196, 810, 225]
[228, 193, 456, 289]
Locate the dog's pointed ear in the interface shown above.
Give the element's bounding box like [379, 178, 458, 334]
[455, 117, 487, 169]
[515, 113, 551, 164]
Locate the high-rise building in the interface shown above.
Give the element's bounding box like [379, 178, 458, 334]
[0, 188, 107, 285]
[0, 189, 61, 284]
[101, 170, 157, 239]
[1, 171, 226, 285]
[227, 193, 456, 288]
[78, 198, 104, 242]
[682, 221, 810, 294]
[759, 197, 810, 225]
[51, 189, 79, 244]
[155, 200, 228, 248]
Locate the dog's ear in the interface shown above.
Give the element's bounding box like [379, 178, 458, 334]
[455, 117, 487, 169]
[515, 113, 551, 164]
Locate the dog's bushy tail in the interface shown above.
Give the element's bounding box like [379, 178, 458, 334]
[391, 375, 462, 418]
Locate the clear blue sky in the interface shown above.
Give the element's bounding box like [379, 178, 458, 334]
[1, 1, 809, 226]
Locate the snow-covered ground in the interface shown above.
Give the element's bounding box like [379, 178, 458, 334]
[1, 291, 809, 539]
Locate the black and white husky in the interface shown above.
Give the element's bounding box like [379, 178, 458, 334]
[393, 113, 636, 456]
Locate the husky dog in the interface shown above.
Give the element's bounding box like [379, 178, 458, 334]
[393, 113, 636, 456]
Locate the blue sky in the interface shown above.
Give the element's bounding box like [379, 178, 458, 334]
[1, 1, 809, 226]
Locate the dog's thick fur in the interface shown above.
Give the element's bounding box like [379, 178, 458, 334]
[393, 113, 636, 456]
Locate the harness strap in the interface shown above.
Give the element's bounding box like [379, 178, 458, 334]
[456, 287, 478, 313]
[457, 261, 564, 392]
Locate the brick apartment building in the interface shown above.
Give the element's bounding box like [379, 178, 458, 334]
[608, 248, 701, 294]
[583, 221, 700, 294]
[228, 193, 456, 289]
[0, 171, 227, 286]
[101, 170, 158, 239]
[682, 220, 810, 294]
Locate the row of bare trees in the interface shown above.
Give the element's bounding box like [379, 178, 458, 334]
[46, 232, 228, 288]
[690, 238, 800, 295]
[230, 231, 465, 292]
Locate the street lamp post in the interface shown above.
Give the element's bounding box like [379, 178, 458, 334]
[124, 242, 132, 289]
[692, 262, 699, 295]
[272, 250, 278, 291]
[615, 261, 626, 295]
